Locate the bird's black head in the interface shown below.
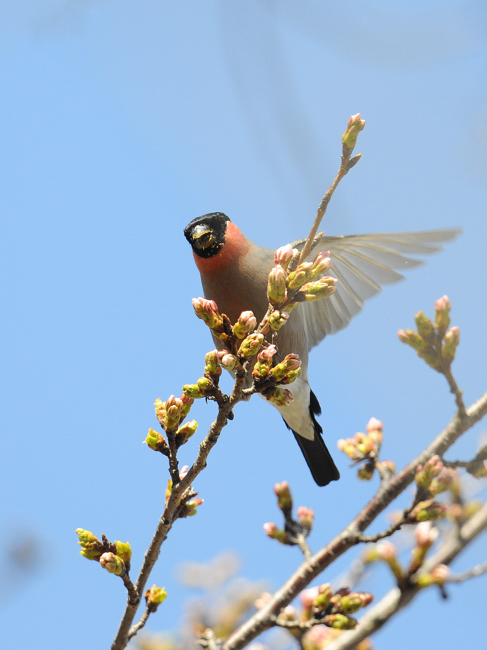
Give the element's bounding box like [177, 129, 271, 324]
[184, 212, 231, 259]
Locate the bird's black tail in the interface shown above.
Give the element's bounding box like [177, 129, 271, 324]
[287, 390, 340, 487]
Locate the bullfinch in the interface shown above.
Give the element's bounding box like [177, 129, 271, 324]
[184, 212, 458, 486]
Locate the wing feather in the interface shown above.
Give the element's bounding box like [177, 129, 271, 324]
[297, 229, 460, 346]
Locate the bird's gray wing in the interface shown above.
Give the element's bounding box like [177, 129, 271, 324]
[292, 229, 460, 348]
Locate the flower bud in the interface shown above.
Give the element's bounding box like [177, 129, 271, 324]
[274, 244, 297, 271]
[197, 377, 213, 392]
[185, 498, 204, 516]
[269, 310, 289, 330]
[337, 592, 373, 614]
[145, 584, 167, 607]
[182, 383, 205, 398]
[378, 460, 396, 477]
[114, 541, 132, 566]
[287, 262, 314, 290]
[415, 311, 434, 341]
[301, 277, 337, 301]
[263, 522, 291, 544]
[442, 326, 460, 363]
[274, 481, 293, 514]
[415, 521, 439, 548]
[409, 499, 447, 522]
[180, 394, 194, 416]
[99, 552, 125, 576]
[267, 265, 287, 305]
[163, 395, 183, 431]
[238, 333, 264, 358]
[76, 529, 104, 561]
[416, 564, 450, 588]
[325, 613, 357, 630]
[366, 417, 383, 433]
[434, 295, 451, 335]
[176, 420, 198, 445]
[314, 583, 333, 612]
[233, 311, 258, 339]
[192, 297, 224, 332]
[415, 455, 443, 490]
[429, 467, 457, 496]
[297, 505, 314, 529]
[310, 251, 332, 278]
[342, 113, 366, 149]
[265, 387, 294, 406]
[270, 354, 302, 383]
[154, 398, 166, 425]
[144, 427, 167, 451]
[397, 329, 428, 352]
[179, 465, 189, 480]
[253, 344, 277, 379]
[204, 350, 221, 376]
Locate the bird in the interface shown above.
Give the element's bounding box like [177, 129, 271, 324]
[184, 212, 459, 487]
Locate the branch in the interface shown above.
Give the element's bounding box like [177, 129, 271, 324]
[446, 560, 487, 583]
[324, 503, 487, 650]
[221, 390, 487, 650]
[110, 373, 247, 650]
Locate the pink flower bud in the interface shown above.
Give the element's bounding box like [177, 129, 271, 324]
[297, 505, 314, 528]
[310, 251, 332, 278]
[414, 521, 439, 548]
[300, 586, 320, 609]
[434, 295, 451, 334]
[233, 311, 258, 339]
[377, 541, 397, 561]
[274, 244, 297, 270]
[342, 113, 366, 149]
[366, 417, 383, 433]
[267, 265, 287, 305]
[179, 465, 189, 480]
[192, 297, 224, 331]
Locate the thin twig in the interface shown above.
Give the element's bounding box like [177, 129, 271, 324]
[356, 512, 411, 544]
[221, 390, 487, 650]
[324, 504, 487, 650]
[446, 560, 487, 583]
[127, 607, 151, 640]
[442, 366, 467, 418]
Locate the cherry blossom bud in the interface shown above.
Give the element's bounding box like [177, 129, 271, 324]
[366, 417, 383, 433]
[145, 585, 167, 607]
[429, 467, 457, 496]
[301, 276, 337, 301]
[378, 460, 396, 477]
[300, 586, 320, 610]
[217, 349, 238, 371]
[114, 541, 132, 566]
[154, 398, 166, 426]
[192, 297, 224, 332]
[442, 326, 460, 363]
[204, 350, 221, 376]
[180, 394, 194, 417]
[253, 344, 277, 379]
[297, 506, 314, 529]
[415, 521, 439, 548]
[409, 499, 447, 522]
[287, 262, 314, 290]
[310, 251, 332, 278]
[185, 498, 203, 516]
[337, 592, 373, 614]
[416, 564, 450, 588]
[144, 427, 167, 452]
[415, 455, 443, 489]
[99, 552, 125, 576]
[325, 613, 357, 630]
[164, 395, 183, 431]
[263, 522, 290, 543]
[342, 113, 366, 149]
[182, 383, 205, 398]
[254, 592, 272, 610]
[270, 354, 302, 383]
[314, 583, 333, 612]
[376, 541, 403, 581]
[176, 420, 198, 445]
[233, 311, 258, 339]
[179, 465, 189, 480]
[302, 624, 333, 649]
[269, 309, 289, 330]
[274, 481, 293, 514]
[434, 295, 451, 335]
[238, 333, 264, 358]
[397, 329, 428, 351]
[267, 265, 287, 305]
[76, 529, 104, 561]
[266, 387, 294, 406]
[415, 311, 434, 341]
[274, 244, 297, 271]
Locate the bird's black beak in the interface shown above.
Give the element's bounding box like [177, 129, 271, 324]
[190, 224, 216, 250]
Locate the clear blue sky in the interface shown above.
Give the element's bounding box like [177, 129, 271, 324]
[0, 2, 486, 648]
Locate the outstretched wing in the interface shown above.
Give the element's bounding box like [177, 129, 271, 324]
[293, 229, 460, 348]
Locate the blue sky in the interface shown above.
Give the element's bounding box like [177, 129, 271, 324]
[0, 2, 486, 648]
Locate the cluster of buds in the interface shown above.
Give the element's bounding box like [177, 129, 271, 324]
[398, 296, 460, 371]
[76, 529, 132, 577]
[165, 472, 204, 516]
[253, 347, 302, 386]
[408, 522, 439, 574]
[364, 540, 404, 582]
[266, 244, 337, 317]
[415, 455, 457, 496]
[265, 386, 294, 406]
[144, 395, 198, 452]
[337, 418, 392, 481]
[145, 584, 168, 612]
[264, 482, 315, 546]
[301, 583, 373, 630]
[192, 297, 228, 340]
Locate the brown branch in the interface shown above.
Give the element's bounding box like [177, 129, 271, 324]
[120, 573, 139, 607]
[324, 503, 487, 650]
[442, 366, 467, 418]
[110, 374, 247, 650]
[127, 606, 151, 641]
[356, 511, 411, 544]
[221, 390, 487, 650]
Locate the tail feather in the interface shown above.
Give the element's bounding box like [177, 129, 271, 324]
[285, 389, 340, 487]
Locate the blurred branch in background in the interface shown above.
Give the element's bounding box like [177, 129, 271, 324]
[0, 526, 43, 606]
